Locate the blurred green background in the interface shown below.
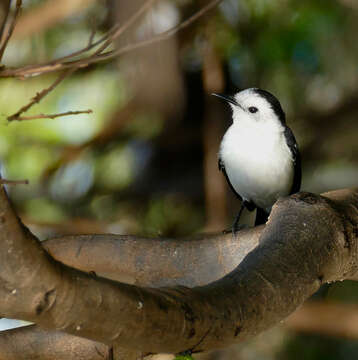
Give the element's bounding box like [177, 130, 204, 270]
[0, 0, 357, 358]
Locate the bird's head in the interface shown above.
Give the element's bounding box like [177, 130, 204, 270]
[212, 88, 286, 132]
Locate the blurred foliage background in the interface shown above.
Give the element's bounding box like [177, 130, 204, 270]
[0, 0, 357, 358]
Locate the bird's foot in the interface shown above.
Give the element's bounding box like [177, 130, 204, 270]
[232, 223, 248, 237]
[222, 224, 248, 236]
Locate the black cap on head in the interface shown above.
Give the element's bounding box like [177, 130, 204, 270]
[253, 88, 286, 124]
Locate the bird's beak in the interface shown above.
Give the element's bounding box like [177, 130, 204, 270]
[212, 93, 238, 106]
[212, 93, 244, 111]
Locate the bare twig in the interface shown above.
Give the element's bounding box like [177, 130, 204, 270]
[0, 0, 11, 43]
[0, 178, 28, 185]
[41, 19, 127, 65]
[69, 0, 224, 69]
[87, 17, 97, 48]
[4, 0, 161, 122]
[0, 0, 22, 62]
[0, 0, 158, 77]
[58, 11, 127, 64]
[14, 109, 93, 121]
[91, 0, 157, 56]
[3, 0, 221, 122]
[38, 24, 117, 65]
[7, 68, 75, 121]
[0, 0, 223, 78]
[106, 0, 223, 59]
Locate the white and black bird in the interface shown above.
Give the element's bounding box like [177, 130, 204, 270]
[213, 88, 301, 231]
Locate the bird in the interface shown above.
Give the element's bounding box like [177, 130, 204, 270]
[213, 88, 301, 232]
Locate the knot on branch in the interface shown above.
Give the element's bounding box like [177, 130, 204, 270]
[35, 288, 56, 316]
[291, 191, 323, 205]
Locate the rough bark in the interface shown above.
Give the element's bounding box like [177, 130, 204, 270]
[0, 187, 356, 355]
[42, 230, 261, 287]
[0, 325, 110, 360]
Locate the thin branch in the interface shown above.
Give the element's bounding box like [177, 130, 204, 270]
[1, 0, 222, 122]
[7, 68, 75, 121]
[0, 0, 158, 77]
[67, 0, 224, 69]
[4, 0, 161, 122]
[87, 17, 97, 48]
[0, 0, 21, 62]
[106, 0, 223, 59]
[14, 109, 93, 121]
[47, 0, 157, 65]
[0, 0, 11, 43]
[38, 25, 117, 65]
[91, 0, 158, 56]
[0, 178, 28, 185]
[0, 0, 223, 78]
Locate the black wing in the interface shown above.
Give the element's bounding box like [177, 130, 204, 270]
[218, 157, 242, 200]
[284, 126, 301, 194]
[218, 157, 246, 201]
[219, 157, 256, 212]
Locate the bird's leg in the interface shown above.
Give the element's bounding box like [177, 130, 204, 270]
[231, 202, 246, 234]
[223, 202, 246, 235]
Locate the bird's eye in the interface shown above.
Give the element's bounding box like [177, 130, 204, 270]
[248, 106, 258, 113]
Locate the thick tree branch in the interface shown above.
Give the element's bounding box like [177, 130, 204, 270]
[42, 230, 261, 287]
[0, 187, 356, 355]
[0, 325, 110, 360]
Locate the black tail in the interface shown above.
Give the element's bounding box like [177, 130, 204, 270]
[255, 207, 268, 226]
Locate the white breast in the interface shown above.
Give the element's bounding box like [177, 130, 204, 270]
[219, 123, 294, 212]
